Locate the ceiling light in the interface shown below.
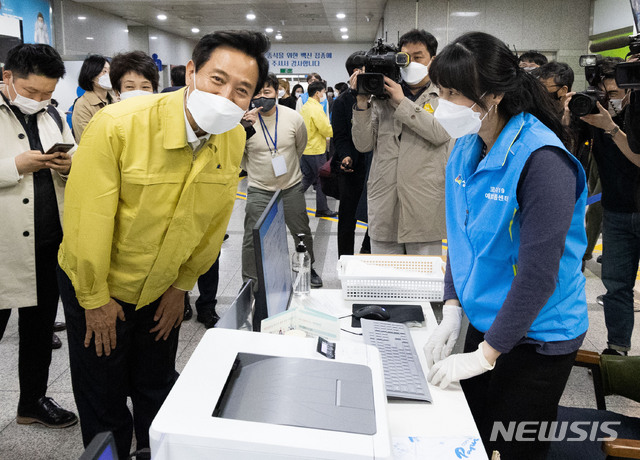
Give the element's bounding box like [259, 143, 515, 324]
[150, 36, 158, 40]
[340, 27, 348, 32]
[450, 11, 480, 17]
[123, 29, 129, 33]
[336, 12, 346, 19]
[265, 27, 273, 33]
[341, 34, 349, 39]
[78, 16, 86, 20]
[246, 13, 256, 20]
[191, 27, 200, 33]
[86, 36, 94, 40]
[275, 34, 283, 40]
[157, 14, 167, 20]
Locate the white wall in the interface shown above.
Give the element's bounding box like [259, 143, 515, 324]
[267, 42, 373, 88]
[51, 0, 195, 66]
[592, 0, 635, 35]
[148, 27, 195, 68]
[53, 60, 84, 115]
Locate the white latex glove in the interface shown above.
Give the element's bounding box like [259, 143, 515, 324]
[423, 304, 462, 367]
[427, 342, 495, 389]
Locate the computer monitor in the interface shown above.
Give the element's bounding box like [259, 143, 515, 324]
[79, 431, 118, 460]
[252, 190, 292, 331]
[215, 280, 254, 331]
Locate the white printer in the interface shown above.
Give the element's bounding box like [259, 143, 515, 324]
[150, 328, 392, 459]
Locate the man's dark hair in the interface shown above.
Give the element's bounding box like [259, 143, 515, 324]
[398, 29, 438, 57]
[536, 61, 574, 91]
[263, 73, 279, 91]
[601, 56, 623, 80]
[78, 54, 109, 92]
[109, 51, 159, 92]
[519, 51, 548, 66]
[306, 72, 322, 83]
[5, 43, 65, 80]
[308, 81, 325, 97]
[192, 30, 270, 96]
[170, 65, 186, 87]
[346, 50, 366, 76]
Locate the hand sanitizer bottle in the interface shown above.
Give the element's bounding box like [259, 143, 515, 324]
[291, 234, 311, 296]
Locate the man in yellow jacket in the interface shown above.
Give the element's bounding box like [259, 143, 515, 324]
[56, 31, 269, 459]
[300, 81, 337, 217]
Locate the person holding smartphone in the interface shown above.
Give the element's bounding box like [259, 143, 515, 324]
[0, 43, 77, 428]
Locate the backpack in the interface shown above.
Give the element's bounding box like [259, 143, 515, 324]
[46, 105, 64, 134]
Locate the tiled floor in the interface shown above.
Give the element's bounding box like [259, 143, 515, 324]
[0, 179, 638, 459]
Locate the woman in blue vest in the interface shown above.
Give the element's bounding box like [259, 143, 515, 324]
[423, 32, 588, 459]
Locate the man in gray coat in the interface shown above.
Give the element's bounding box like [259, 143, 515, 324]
[352, 29, 451, 255]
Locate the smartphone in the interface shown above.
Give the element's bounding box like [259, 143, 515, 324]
[44, 143, 74, 155]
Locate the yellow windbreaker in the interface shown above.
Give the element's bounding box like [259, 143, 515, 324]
[300, 97, 333, 156]
[58, 88, 243, 309]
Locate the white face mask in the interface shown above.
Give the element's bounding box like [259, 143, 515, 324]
[97, 73, 112, 90]
[434, 98, 492, 139]
[400, 61, 430, 85]
[278, 89, 285, 98]
[186, 71, 246, 134]
[119, 90, 153, 101]
[9, 79, 50, 115]
[319, 93, 327, 102]
[295, 92, 302, 99]
[609, 98, 623, 116]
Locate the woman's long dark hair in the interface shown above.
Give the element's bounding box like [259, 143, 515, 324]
[430, 32, 569, 146]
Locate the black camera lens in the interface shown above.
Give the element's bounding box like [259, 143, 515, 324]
[357, 73, 386, 98]
[568, 92, 598, 117]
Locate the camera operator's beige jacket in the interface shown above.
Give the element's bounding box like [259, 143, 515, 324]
[0, 93, 76, 309]
[352, 84, 451, 244]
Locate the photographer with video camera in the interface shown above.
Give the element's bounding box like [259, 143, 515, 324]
[351, 29, 450, 255]
[576, 56, 640, 355]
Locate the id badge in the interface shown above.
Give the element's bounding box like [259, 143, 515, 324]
[272, 155, 287, 177]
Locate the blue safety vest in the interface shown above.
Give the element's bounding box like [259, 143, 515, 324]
[446, 112, 589, 342]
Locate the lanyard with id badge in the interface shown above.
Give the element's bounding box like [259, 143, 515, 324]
[258, 108, 287, 177]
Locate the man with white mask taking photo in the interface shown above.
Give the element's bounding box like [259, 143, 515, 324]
[56, 30, 270, 459]
[351, 29, 451, 255]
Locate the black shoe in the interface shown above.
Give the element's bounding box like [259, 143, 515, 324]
[53, 321, 66, 332]
[52, 333, 62, 349]
[597, 295, 604, 306]
[310, 268, 323, 288]
[315, 210, 338, 218]
[183, 292, 193, 321]
[17, 396, 78, 428]
[223, 233, 229, 242]
[602, 347, 627, 356]
[197, 311, 220, 329]
[597, 255, 602, 263]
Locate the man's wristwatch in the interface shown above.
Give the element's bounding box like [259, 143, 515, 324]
[605, 125, 620, 138]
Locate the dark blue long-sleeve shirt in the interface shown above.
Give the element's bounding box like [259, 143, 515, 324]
[444, 146, 586, 355]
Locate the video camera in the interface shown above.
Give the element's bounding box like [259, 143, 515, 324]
[568, 54, 607, 117]
[354, 39, 410, 99]
[590, 34, 640, 89]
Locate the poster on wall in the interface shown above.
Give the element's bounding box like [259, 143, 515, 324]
[0, 0, 52, 45]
